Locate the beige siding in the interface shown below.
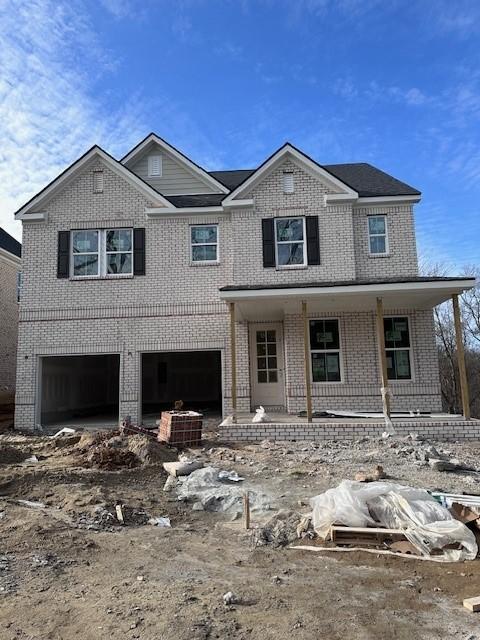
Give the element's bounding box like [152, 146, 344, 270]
[129, 147, 218, 195]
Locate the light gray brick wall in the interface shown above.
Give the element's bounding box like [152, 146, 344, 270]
[15, 152, 440, 430]
[284, 308, 441, 415]
[0, 255, 20, 400]
[353, 203, 419, 279]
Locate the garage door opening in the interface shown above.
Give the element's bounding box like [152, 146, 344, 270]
[40, 354, 120, 428]
[141, 351, 222, 425]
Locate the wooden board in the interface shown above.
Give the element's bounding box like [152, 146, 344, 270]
[463, 596, 480, 612]
[330, 525, 407, 546]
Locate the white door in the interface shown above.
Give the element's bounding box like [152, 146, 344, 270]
[249, 323, 285, 410]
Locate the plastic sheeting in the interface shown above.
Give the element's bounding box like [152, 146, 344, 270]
[310, 480, 478, 562]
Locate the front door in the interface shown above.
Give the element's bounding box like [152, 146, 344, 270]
[249, 323, 285, 411]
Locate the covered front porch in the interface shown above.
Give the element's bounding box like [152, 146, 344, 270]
[220, 276, 476, 432]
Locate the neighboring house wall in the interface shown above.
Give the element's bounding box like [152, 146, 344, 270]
[0, 253, 20, 402]
[128, 145, 217, 195]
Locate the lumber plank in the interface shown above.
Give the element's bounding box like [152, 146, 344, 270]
[463, 596, 480, 612]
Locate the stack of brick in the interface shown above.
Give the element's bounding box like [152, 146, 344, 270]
[158, 411, 203, 446]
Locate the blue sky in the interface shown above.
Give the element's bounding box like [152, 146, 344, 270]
[1, 0, 479, 271]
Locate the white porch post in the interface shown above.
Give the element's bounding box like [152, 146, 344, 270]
[302, 300, 313, 423]
[375, 297, 391, 418]
[452, 293, 470, 419]
[229, 302, 237, 423]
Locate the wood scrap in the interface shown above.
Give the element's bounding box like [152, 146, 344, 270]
[450, 502, 480, 524]
[330, 525, 406, 546]
[115, 504, 124, 525]
[463, 596, 480, 612]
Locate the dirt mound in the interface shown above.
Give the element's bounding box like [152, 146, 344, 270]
[84, 447, 139, 470]
[0, 445, 30, 464]
[126, 435, 176, 465]
[75, 431, 119, 450]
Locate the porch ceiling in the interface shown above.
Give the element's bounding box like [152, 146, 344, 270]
[219, 277, 476, 320]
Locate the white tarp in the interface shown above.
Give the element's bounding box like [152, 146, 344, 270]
[310, 480, 477, 562]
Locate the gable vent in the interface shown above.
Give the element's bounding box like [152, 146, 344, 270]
[283, 171, 294, 193]
[93, 170, 104, 193]
[148, 154, 162, 177]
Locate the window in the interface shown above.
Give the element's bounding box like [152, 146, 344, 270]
[384, 317, 412, 380]
[71, 229, 133, 278]
[283, 171, 294, 193]
[148, 154, 162, 177]
[93, 170, 104, 193]
[105, 229, 133, 275]
[72, 230, 100, 277]
[190, 225, 218, 263]
[368, 215, 388, 254]
[274, 217, 306, 267]
[309, 319, 341, 382]
[256, 330, 278, 383]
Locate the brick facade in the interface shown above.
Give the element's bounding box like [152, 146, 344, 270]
[0, 254, 20, 401]
[15, 152, 442, 430]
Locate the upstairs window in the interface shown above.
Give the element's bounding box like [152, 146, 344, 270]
[72, 230, 100, 277]
[148, 154, 162, 177]
[71, 229, 133, 278]
[368, 215, 388, 255]
[309, 319, 341, 382]
[190, 224, 218, 263]
[275, 217, 306, 267]
[384, 317, 412, 380]
[283, 171, 294, 193]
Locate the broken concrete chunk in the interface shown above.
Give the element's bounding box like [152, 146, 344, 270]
[354, 465, 386, 482]
[223, 591, 237, 605]
[163, 460, 204, 477]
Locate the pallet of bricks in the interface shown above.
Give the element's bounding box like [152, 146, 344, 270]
[158, 411, 203, 446]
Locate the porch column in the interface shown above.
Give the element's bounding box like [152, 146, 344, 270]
[375, 297, 391, 418]
[229, 302, 237, 423]
[452, 293, 470, 419]
[302, 301, 313, 423]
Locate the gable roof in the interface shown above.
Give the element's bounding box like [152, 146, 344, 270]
[15, 146, 171, 218]
[121, 133, 229, 194]
[222, 143, 359, 205]
[0, 228, 21, 258]
[210, 163, 420, 198]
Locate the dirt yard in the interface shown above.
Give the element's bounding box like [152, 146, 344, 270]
[1, 426, 480, 640]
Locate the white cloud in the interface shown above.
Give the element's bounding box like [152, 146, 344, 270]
[0, 0, 149, 242]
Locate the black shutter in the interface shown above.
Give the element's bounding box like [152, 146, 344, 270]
[133, 228, 146, 275]
[262, 218, 275, 268]
[57, 231, 70, 278]
[306, 216, 320, 265]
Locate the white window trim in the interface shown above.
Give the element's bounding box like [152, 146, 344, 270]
[148, 154, 163, 178]
[70, 228, 134, 279]
[384, 315, 414, 382]
[367, 214, 389, 256]
[274, 216, 307, 269]
[309, 317, 344, 384]
[190, 224, 220, 265]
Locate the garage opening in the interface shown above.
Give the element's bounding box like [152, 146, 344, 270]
[40, 354, 120, 428]
[141, 351, 222, 424]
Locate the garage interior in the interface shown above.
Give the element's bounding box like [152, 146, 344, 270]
[141, 351, 222, 424]
[40, 354, 120, 427]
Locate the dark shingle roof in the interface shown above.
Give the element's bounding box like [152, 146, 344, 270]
[208, 169, 256, 191]
[219, 276, 472, 292]
[163, 193, 226, 208]
[322, 163, 420, 197]
[0, 228, 21, 258]
[208, 163, 420, 197]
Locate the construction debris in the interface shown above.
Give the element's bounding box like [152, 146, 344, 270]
[354, 465, 386, 482]
[148, 516, 171, 527]
[252, 510, 305, 548]
[163, 460, 204, 477]
[309, 480, 478, 562]
[463, 596, 480, 612]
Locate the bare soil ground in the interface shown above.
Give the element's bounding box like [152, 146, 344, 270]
[1, 427, 480, 640]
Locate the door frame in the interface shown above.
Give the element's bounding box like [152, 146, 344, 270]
[249, 321, 286, 411]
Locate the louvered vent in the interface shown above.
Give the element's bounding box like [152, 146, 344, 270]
[148, 154, 162, 177]
[283, 171, 294, 193]
[93, 170, 104, 193]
